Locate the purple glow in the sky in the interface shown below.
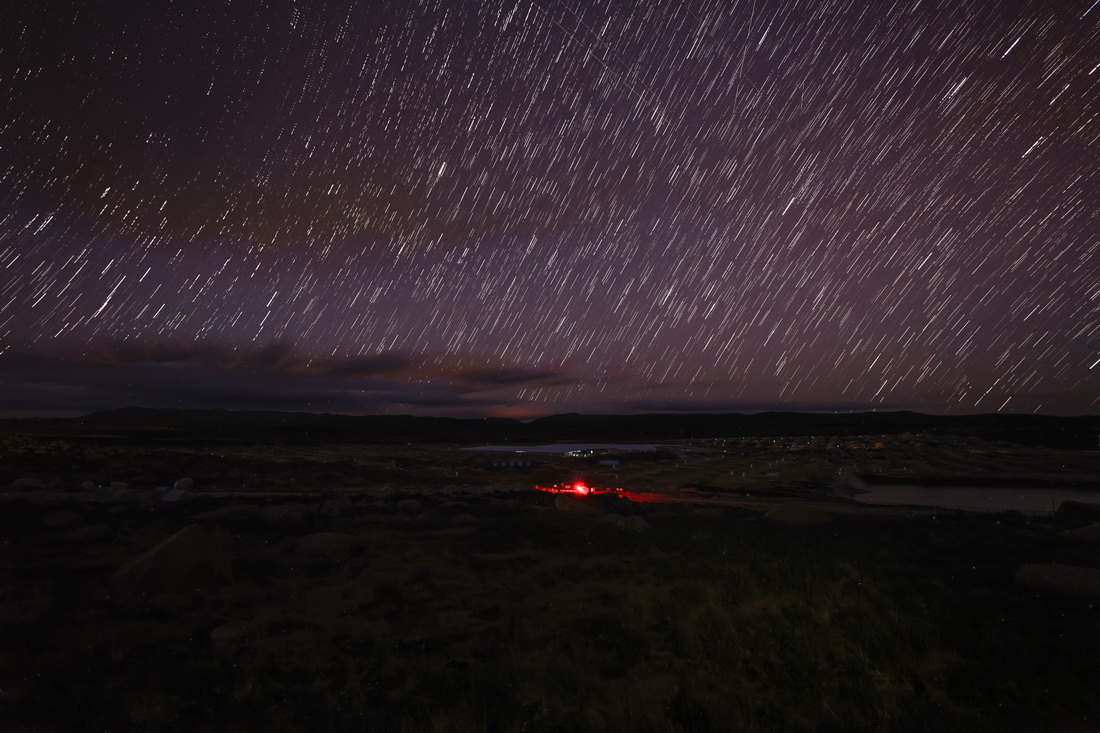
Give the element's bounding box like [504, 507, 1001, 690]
[1, 0, 1097, 417]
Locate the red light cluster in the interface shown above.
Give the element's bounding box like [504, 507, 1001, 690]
[533, 481, 622, 496]
[532, 483, 680, 504]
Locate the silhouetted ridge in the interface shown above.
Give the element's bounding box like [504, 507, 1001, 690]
[0, 407, 1094, 449]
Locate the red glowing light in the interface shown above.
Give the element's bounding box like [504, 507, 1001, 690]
[534, 481, 621, 496]
[532, 483, 674, 503]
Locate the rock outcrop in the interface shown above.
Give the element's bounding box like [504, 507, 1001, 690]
[195, 505, 261, 527]
[320, 497, 352, 515]
[1014, 564, 1100, 599]
[66, 524, 114, 543]
[295, 532, 357, 559]
[263, 502, 308, 528]
[1054, 500, 1100, 526]
[111, 525, 233, 601]
[40, 510, 84, 529]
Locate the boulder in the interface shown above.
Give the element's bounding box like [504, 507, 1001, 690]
[87, 486, 140, 503]
[210, 620, 253, 646]
[320, 497, 352, 515]
[66, 524, 114, 543]
[365, 484, 395, 498]
[173, 477, 194, 491]
[397, 499, 423, 515]
[110, 481, 129, 491]
[1015, 564, 1100, 599]
[91, 486, 117, 502]
[452, 514, 480, 527]
[622, 515, 650, 532]
[437, 500, 471, 515]
[195, 505, 261, 527]
[763, 505, 831, 526]
[111, 525, 233, 600]
[11, 478, 46, 491]
[79, 480, 96, 491]
[1054, 501, 1100, 526]
[582, 707, 607, 733]
[295, 532, 357, 559]
[262, 502, 307, 528]
[160, 487, 186, 502]
[40, 510, 85, 529]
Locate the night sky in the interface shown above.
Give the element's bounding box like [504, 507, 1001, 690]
[2, 0, 1097, 418]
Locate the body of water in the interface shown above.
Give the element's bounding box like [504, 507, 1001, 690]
[846, 485, 1100, 515]
[463, 443, 665, 455]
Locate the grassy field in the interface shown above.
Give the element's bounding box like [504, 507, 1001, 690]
[1, 432, 1099, 731]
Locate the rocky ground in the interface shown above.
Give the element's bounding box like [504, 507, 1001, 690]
[2, 432, 1099, 731]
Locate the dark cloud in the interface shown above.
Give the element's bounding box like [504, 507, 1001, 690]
[312, 352, 417, 377]
[77, 339, 297, 370]
[449, 367, 576, 389]
[622, 397, 908, 414]
[96, 340, 198, 364]
[0, 341, 1074, 419]
[84, 341, 421, 379]
[0, 352, 332, 414]
[0, 342, 585, 417]
[232, 341, 298, 371]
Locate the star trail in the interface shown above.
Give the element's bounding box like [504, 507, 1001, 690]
[1, 0, 1097, 417]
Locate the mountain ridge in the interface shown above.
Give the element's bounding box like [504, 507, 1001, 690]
[0, 406, 1095, 449]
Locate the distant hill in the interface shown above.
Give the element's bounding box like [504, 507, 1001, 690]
[58, 407, 522, 444]
[0, 407, 1095, 449]
[522, 411, 1099, 449]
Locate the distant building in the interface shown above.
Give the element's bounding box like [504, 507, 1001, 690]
[490, 459, 533, 469]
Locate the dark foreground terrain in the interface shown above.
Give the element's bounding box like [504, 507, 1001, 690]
[2, 410, 1099, 732]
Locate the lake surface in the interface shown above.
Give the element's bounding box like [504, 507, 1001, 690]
[463, 443, 664, 455]
[846, 485, 1100, 515]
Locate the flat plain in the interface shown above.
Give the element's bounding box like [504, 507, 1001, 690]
[2, 415, 1099, 732]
